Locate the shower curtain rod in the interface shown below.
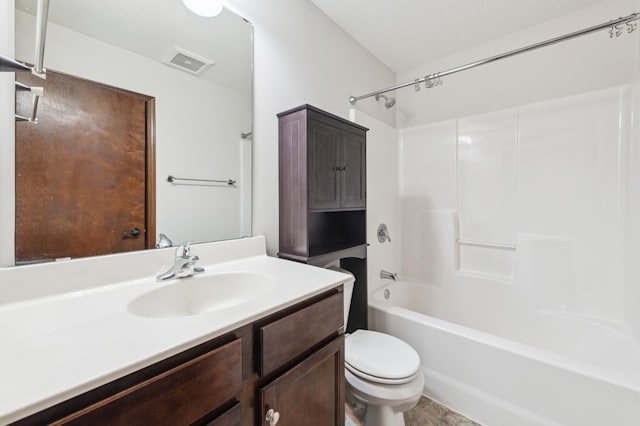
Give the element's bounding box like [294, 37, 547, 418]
[349, 12, 640, 106]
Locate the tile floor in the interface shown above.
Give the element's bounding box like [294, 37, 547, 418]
[346, 395, 481, 426]
[404, 397, 481, 426]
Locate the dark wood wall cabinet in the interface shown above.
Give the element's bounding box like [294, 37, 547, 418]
[278, 105, 368, 332]
[278, 104, 368, 262]
[12, 289, 345, 426]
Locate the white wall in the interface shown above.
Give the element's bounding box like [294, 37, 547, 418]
[0, 1, 15, 267]
[1, 0, 396, 264]
[350, 110, 401, 295]
[14, 11, 250, 247]
[396, 0, 639, 127]
[222, 0, 396, 256]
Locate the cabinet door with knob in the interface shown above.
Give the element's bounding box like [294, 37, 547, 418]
[308, 119, 341, 210]
[339, 129, 366, 209]
[307, 118, 366, 211]
[259, 336, 345, 426]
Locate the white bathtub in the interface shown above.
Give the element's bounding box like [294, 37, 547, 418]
[368, 279, 640, 426]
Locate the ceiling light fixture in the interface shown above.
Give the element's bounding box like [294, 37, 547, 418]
[182, 0, 223, 17]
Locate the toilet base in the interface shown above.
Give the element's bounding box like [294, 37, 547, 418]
[363, 404, 406, 426]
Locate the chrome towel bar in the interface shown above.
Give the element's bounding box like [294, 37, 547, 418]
[167, 175, 236, 185]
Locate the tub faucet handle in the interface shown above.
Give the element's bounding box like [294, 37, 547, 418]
[377, 223, 391, 243]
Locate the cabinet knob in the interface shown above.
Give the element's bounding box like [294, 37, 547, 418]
[265, 408, 280, 425]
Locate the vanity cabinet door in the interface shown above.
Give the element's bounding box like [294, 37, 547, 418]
[259, 336, 345, 426]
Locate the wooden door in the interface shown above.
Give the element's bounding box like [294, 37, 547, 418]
[259, 336, 345, 426]
[340, 130, 366, 209]
[308, 119, 340, 210]
[15, 70, 155, 263]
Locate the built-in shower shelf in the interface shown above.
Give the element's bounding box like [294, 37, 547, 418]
[457, 239, 516, 250]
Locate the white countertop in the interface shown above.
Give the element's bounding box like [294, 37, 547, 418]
[0, 239, 351, 424]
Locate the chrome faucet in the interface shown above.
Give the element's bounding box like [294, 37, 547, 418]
[157, 242, 204, 281]
[380, 269, 398, 281]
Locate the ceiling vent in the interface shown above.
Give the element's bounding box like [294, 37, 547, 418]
[161, 46, 214, 76]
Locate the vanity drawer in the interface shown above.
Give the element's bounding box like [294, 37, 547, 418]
[259, 291, 343, 376]
[205, 402, 241, 426]
[52, 339, 242, 425]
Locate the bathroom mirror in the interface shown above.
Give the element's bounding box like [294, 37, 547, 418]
[13, 0, 252, 263]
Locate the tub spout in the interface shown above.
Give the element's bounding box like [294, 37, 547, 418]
[380, 270, 398, 281]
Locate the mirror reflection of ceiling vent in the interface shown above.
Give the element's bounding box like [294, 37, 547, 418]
[161, 46, 214, 76]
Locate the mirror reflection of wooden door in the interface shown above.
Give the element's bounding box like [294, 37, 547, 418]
[15, 70, 156, 263]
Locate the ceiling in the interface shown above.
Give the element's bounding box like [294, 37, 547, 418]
[15, 0, 252, 93]
[309, 0, 603, 72]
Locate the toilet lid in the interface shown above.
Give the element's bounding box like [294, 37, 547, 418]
[345, 330, 420, 381]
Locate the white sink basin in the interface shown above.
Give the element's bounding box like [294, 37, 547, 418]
[128, 272, 275, 318]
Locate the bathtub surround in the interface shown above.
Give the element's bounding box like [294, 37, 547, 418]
[387, 83, 640, 424]
[628, 74, 640, 346]
[400, 85, 629, 324]
[354, 2, 640, 423]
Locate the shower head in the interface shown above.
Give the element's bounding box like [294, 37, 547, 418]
[375, 94, 396, 109]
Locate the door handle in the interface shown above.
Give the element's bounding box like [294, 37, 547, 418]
[122, 227, 141, 238]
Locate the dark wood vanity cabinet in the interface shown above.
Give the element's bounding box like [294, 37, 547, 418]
[278, 105, 368, 261]
[13, 289, 344, 426]
[259, 337, 344, 426]
[257, 290, 345, 426]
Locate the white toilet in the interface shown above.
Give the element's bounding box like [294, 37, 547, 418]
[341, 275, 424, 426]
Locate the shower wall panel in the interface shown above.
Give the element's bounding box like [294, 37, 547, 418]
[626, 78, 640, 341]
[399, 85, 629, 324]
[458, 109, 518, 246]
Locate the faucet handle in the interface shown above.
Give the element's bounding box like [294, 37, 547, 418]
[176, 241, 193, 258]
[377, 223, 391, 243]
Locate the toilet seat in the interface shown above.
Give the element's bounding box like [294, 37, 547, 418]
[345, 330, 420, 384]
